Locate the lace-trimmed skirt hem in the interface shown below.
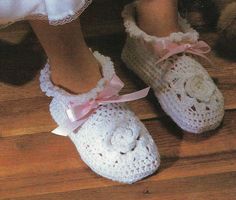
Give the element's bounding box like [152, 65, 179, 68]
[0, 0, 92, 29]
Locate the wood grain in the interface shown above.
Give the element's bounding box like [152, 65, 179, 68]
[0, 34, 236, 137]
[0, 22, 31, 44]
[0, 1, 236, 199]
[0, 111, 236, 199]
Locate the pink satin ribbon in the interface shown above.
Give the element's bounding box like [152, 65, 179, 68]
[52, 74, 150, 136]
[152, 40, 213, 65]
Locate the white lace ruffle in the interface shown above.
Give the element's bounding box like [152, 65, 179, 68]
[121, 0, 199, 43]
[39, 51, 115, 105]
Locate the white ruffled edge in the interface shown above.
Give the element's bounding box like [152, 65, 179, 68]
[0, 0, 92, 30]
[122, 1, 199, 43]
[39, 51, 115, 105]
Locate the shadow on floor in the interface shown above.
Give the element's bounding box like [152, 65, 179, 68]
[215, 38, 236, 62]
[0, 32, 45, 86]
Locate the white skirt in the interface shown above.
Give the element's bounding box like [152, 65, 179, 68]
[0, 0, 92, 27]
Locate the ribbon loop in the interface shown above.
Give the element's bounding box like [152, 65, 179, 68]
[153, 40, 213, 65]
[52, 74, 150, 136]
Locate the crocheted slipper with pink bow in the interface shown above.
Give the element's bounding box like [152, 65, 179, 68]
[121, 1, 224, 134]
[39, 51, 160, 183]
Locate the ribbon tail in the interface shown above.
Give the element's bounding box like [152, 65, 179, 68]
[187, 50, 214, 66]
[52, 127, 70, 136]
[156, 52, 175, 64]
[156, 48, 186, 64]
[100, 87, 150, 104]
[52, 118, 87, 136]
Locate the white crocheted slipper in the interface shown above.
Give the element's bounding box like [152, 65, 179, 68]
[39, 51, 160, 184]
[121, 2, 224, 134]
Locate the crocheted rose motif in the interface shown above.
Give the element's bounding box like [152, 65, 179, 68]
[185, 75, 216, 103]
[106, 126, 139, 154]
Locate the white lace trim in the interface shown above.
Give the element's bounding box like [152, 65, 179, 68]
[0, 0, 92, 29]
[39, 51, 115, 105]
[121, 1, 199, 44]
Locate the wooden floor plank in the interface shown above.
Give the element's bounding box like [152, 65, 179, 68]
[0, 33, 236, 137]
[0, 1, 235, 199]
[1, 151, 235, 200]
[0, 111, 236, 199]
[4, 172, 236, 200]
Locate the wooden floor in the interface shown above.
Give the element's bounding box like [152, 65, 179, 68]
[0, 1, 236, 199]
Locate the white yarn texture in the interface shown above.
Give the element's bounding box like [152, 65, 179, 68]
[40, 51, 160, 183]
[121, 2, 224, 134]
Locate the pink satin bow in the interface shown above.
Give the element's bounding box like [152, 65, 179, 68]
[152, 40, 212, 64]
[52, 74, 150, 136]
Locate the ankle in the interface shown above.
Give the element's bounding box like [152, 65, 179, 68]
[50, 54, 102, 94]
[136, 0, 182, 37]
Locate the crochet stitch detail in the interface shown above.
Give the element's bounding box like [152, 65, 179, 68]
[121, 2, 224, 134]
[39, 51, 160, 183]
